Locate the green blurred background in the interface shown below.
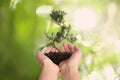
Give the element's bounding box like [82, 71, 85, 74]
[0, 0, 120, 80]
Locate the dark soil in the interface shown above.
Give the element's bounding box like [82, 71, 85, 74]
[44, 52, 71, 65]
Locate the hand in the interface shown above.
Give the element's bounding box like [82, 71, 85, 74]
[37, 47, 59, 80]
[59, 43, 82, 71]
[37, 47, 59, 72]
[59, 43, 82, 80]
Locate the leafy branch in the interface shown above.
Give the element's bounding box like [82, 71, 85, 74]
[40, 9, 76, 52]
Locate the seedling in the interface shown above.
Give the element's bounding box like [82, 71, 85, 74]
[40, 9, 77, 65]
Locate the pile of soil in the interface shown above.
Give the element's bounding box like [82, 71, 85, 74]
[44, 52, 71, 65]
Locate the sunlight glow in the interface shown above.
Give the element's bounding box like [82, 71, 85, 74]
[89, 70, 98, 80]
[76, 34, 82, 41]
[55, 0, 64, 4]
[10, 0, 20, 9]
[115, 40, 120, 53]
[103, 65, 116, 80]
[81, 41, 91, 46]
[85, 54, 92, 66]
[73, 8, 98, 31]
[107, 2, 117, 20]
[36, 6, 52, 15]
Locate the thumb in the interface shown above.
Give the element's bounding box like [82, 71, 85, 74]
[37, 51, 47, 64]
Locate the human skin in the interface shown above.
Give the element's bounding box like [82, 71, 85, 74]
[37, 43, 82, 80]
[37, 47, 59, 80]
[59, 43, 82, 80]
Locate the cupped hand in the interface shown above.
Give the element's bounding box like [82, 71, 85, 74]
[37, 47, 59, 72]
[59, 43, 82, 70]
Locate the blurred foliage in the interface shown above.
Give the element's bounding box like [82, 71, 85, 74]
[0, 0, 120, 80]
[0, 0, 40, 80]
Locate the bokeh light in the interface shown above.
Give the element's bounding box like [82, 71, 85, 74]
[73, 8, 98, 31]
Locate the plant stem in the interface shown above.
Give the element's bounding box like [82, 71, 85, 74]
[53, 42, 61, 52]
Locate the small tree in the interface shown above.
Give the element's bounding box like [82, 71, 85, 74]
[40, 9, 77, 65]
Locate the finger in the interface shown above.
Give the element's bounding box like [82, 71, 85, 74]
[74, 45, 80, 52]
[71, 47, 75, 53]
[70, 49, 82, 61]
[37, 51, 46, 63]
[44, 47, 52, 53]
[68, 44, 74, 53]
[51, 47, 57, 52]
[61, 44, 65, 52]
[37, 50, 53, 67]
[63, 43, 70, 52]
[55, 49, 58, 52]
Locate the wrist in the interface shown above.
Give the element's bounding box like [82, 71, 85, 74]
[60, 66, 80, 80]
[61, 65, 78, 74]
[39, 65, 59, 80]
[43, 65, 59, 73]
[60, 63, 78, 71]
